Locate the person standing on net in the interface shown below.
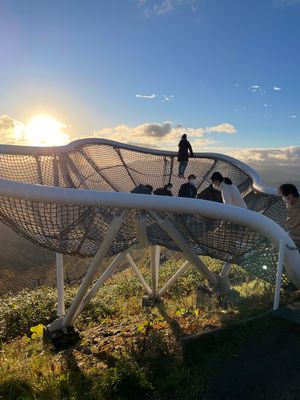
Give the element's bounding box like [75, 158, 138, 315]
[210, 171, 247, 208]
[177, 134, 194, 178]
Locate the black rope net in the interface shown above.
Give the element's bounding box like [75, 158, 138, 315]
[0, 140, 290, 287]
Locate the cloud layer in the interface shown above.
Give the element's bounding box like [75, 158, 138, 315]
[137, 0, 197, 16]
[0, 114, 70, 146]
[93, 121, 236, 149]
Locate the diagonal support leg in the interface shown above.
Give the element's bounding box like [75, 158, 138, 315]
[126, 252, 152, 296]
[72, 251, 127, 321]
[47, 212, 125, 332]
[158, 260, 190, 297]
[134, 211, 149, 248]
[150, 211, 218, 288]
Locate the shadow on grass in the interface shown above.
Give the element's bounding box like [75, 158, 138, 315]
[156, 302, 187, 342]
[0, 378, 35, 400]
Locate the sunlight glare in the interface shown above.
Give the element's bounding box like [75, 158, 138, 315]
[26, 115, 70, 146]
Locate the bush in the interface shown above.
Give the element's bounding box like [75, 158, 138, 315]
[0, 286, 117, 343]
[96, 358, 154, 400]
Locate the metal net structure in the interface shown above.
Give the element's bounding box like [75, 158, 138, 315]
[0, 139, 293, 288]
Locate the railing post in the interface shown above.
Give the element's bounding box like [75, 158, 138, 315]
[273, 239, 286, 311]
[150, 245, 160, 297]
[56, 253, 65, 317]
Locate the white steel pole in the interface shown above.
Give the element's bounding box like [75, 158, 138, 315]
[126, 253, 152, 296]
[273, 239, 286, 311]
[150, 245, 160, 297]
[62, 213, 125, 328]
[158, 261, 190, 297]
[56, 253, 65, 317]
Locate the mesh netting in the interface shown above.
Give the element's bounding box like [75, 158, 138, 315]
[0, 140, 290, 286]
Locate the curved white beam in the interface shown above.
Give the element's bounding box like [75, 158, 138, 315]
[0, 177, 299, 287]
[0, 138, 277, 195]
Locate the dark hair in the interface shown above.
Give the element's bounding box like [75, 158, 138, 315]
[181, 134, 187, 139]
[279, 183, 299, 198]
[210, 172, 223, 182]
[164, 183, 173, 189]
[188, 174, 196, 180]
[145, 184, 153, 192]
[210, 172, 232, 185]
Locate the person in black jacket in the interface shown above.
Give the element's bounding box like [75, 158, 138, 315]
[131, 184, 153, 195]
[197, 184, 223, 203]
[178, 175, 197, 198]
[153, 183, 173, 196]
[177, 134, 194, 178]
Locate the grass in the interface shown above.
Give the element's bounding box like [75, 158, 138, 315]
[0, 256, 298, 400]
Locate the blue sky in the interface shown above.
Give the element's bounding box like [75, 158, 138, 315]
[0, 0, 299, 160]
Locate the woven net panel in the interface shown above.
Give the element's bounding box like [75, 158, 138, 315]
[0, 143, 253, 196]
[144, 210, 291, 287]
[244, 191, 287, 227]
[0, 140, 293, 286]
[0, 190, 292, 287]
[0, 196, 137, 257]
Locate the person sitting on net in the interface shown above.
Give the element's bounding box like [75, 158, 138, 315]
[278, 183, 300, 248]
[178, 174, 197, 198]
[177, 134, 194, 178]
[210, 171, 247, 208]
[153, 183, 173, 196]
[197, 183, 223, 203]
[131, 184, 153, 195]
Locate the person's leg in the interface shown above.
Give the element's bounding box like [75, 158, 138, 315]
[178, 161, 187, 177]
[178, 161, 184, 177]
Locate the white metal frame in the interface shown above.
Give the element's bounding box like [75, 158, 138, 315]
[273, 239, 287, 311]
[0, 138, 278, 195]
[55, 253, 65, 317]
[1, 178, 298, 286]
[0, 136, 299, 331]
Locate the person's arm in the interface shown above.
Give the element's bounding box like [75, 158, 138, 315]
[188, 142, 194, 157]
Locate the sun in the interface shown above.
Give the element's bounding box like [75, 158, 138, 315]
[26, 114, 70, 146]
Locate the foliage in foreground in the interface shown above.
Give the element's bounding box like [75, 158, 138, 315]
[0, 257, 284, 399]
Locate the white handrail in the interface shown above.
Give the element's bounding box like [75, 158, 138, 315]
[0, 138, 277, 195]
[0, 177, 299, 287]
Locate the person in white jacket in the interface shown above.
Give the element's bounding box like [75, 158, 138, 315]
[210, 171, 247, 209]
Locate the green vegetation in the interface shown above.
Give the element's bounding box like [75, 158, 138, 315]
[0, 256, 298, 400]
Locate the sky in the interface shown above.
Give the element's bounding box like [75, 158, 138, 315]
[0, 0, 300, 174]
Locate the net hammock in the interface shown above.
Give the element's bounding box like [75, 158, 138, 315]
[0, 139, 294, 287]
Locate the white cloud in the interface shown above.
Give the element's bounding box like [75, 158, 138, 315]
[289, 115, 297, 118]
[251, 85, 260, 90]
[273, 86, 281, 91]
[138, 0, 198, 16]
[0, 114, 71, 146]
[93, 121, 236, 149]
[162, 95, 174, 101]
[264, 104, 268, 107]
[136, 93, 157, 99]
[0, 114, 27, 144]
[207, 123, 236, 134]
[230, 146, 300, 165]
